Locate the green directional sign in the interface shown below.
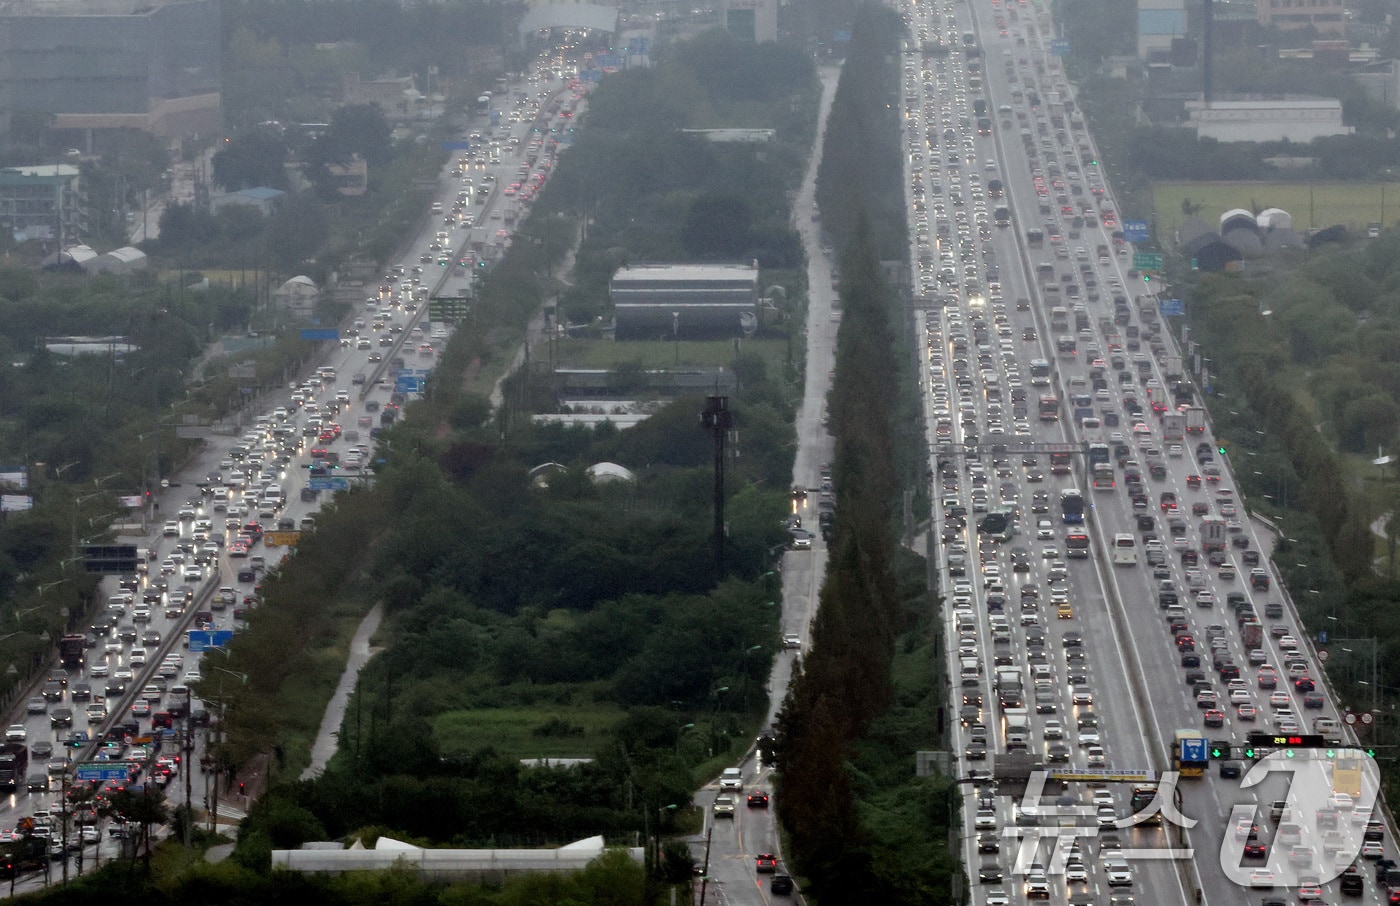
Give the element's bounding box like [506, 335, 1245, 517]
[429, 296, 471, 321]
[1133, 252, 1164, 272]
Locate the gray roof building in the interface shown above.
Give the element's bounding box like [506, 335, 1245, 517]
[611, 263, 760, 340]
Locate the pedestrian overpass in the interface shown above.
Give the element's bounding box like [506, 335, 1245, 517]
[519, 2, 620, 37]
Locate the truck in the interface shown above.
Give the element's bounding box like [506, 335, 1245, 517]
[58, 634, 86, 670]
[1161, 413, 1185, 442]
[502, 205, 517, 226]
[0, 744, 27, 791]
[1201, 517, 1228, 553]
[996, 668, 1024, 708]
[1003, 707, 1031, 750]
[1185, 406, 1207, 434]
[1164, 354, 1184, 384]
[1241, 620, 1263, 651]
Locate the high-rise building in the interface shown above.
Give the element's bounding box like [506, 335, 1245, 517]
[0, 0, 221, 141]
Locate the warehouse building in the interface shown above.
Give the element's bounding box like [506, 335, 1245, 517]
[611, 263, 760, 340]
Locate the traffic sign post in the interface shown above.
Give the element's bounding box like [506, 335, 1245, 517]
[1050, 38, 1070, 56]
[308, 478, 349, 492]
[187, 629, 234, 652]
[1158, 298, 1185, 317]
[1133, 252, 1164, 272]
[1123, 220, 1150, 243]
[428, 296, 471, 321]
[75, 763, 134, 782]
[1179, 736, 1207, 763]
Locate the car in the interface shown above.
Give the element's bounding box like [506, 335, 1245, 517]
[1248, 868, 1275, 888]
[747, 790, 769, 808]
[26, 697, 46, 715]
[975, 808, 998, 830]
[789, 529, 814, 550]
[755, 853, 778, 873]
[1071, 685, 1093, 705]
[162, 521, 180, 537]
[770, 874, 795, 895]
[984, 888, 1009, 906]
[719, 768, 742, 791]
[1203, 709, 1226, 728]
[782, 633, 801, 649]
[4, 725, 25, 743]
[712, 795, 735, 817]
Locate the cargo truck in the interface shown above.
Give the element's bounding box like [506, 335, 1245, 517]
[58, 634, 86, 670]
[1201, 517, 1228, 553]
[1185, 406, 1206, 434]
[1161, 413, 1185, 442]
[996, 668, 1024, 708]
[1241, 620, 1263, 651]
[0, 744, 27, 791]
[1003, 707, 1031, 750]
[1164, 354, 1184, 383]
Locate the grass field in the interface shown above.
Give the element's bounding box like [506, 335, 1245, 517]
[434, 704, 625, 761]
[1151, 182, 1399, 236]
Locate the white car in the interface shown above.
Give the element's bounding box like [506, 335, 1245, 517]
[5, 725, 25, 743]
[985, 889, 1010, 906]
[1042, 719, 1064, 740]
[1036, 520, 1055, 540]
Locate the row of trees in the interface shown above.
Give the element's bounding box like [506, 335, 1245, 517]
[773, 8, 959, 902]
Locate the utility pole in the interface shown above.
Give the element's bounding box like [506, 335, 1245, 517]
[702, 396, 732, 578]
[184, 687, 193, 861]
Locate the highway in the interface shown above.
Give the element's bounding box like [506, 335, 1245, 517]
[0, 52, 589, 893]
[908, 1, 1394, 906]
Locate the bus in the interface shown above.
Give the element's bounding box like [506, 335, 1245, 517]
[1038, 395, 1060, 421]
[1026, 228, 1044, 248]
[1049, 307, 1070, 333]
[1091, 463, 1115, 490]
[1049, 451, 1073, 475]
[1087, 443, 1111, 468]
[1065, 530, 1090, 558]
[1130, 785, 1163, 824]
[1029, 359, 1052, 386]
[1060, 488, 1085, 524]
[1055, 335, 1078, 357]
[979, 509, 1017, 542]
[1173, 729, 1209, 778]
[1112, 533, 1137, 565]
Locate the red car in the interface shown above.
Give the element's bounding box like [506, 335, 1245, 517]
[755, 853, 778, 873]
[747, 790, 769, 808]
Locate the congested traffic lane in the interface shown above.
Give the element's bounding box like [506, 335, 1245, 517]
[0, 58, 586, 883]
[909, 0, 1394, 904]
[966, 3, 1386, 904]
[918, 0, 1400, 901]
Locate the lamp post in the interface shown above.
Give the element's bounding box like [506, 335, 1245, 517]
[1335, 638, 1380, 713]
[204, 662, 247, 833]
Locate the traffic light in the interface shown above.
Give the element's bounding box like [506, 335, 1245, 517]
[1218, 444, 1227, 456]
[1210, 745, 1225, 759]
[1366, 748, 1377, 758]
[1244, 746, 1255, 759]
[1211, 739, 1230, 759]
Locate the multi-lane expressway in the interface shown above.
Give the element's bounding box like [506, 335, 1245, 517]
[0, 55, 588, 893]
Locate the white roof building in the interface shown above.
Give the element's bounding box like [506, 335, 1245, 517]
[1186, 97, 1352, 143]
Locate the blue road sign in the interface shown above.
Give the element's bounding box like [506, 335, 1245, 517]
[1123, 220, 1150, 243]
[1050, 38, 1070, 56]
[1319, 630, 1329, 645]
[1179, 736, 1207, 763]
[628, 37, 650, 55]
[187, 629, 234, 652]
[595, 54, 622, 70]
[441, 140, 472, 152]
[579, 70, 602, 83]
[1159, 298, 1185, 317]
[309, 477, 350, 491]
[833, 29, 852, 42]
[76, 763, 134, 782]
[299, 329, 340, 341]
[396, 376, 422, 393]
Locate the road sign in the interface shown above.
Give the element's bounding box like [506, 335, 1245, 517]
[1123, 220, 1150, 243]
[1133, 252, 1164, 272]
[299, 329, 340, 341]
[440, 140, 472, 152]
[1362, 712, 1374, 725]
[579, 70, 601, 83]
[1345, 711, 1357, 725]
[83, 544, 139, 575]
[1050, 38, 1070, 56]
[187, 629, 234, 652]
[75, 763, 133, 782]
[1318, 648, 1330, 661]
[1158, 298, 1185, 317]
[308, 477, 349, 492]
[1048, 769, 1155, 782]
[1179, 736, 1207, 763]
[264, 530, 303, 546]
[833, 29, 852, 42]
[395, 376, 422, 394]
[428, 296, 471, 321]
[594, 54, 622, 70]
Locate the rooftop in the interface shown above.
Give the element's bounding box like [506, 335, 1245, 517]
[0, 0, 185, 16]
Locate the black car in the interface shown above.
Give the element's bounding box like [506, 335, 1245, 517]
[770, 875, 794, 895]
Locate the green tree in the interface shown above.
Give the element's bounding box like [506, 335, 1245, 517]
[212, 130, 290, 191]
